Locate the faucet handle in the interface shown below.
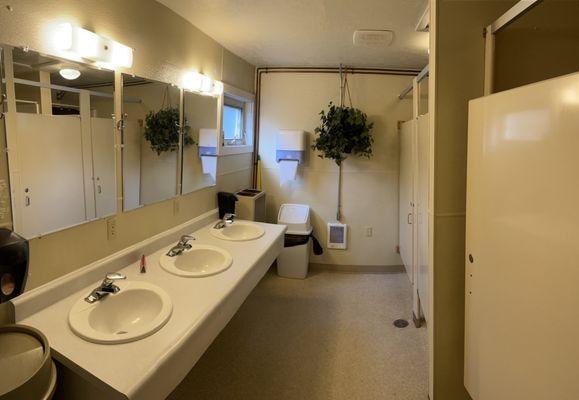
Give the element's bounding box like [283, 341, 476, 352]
[103, 272, 126, 285]
[224, 213, 236, 221]
[179, 235, 195, 246]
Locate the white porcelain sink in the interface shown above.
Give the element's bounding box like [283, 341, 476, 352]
[68, 281, 172, 344]
[159, 244, 233, 277]
[209, 221, 265, 241]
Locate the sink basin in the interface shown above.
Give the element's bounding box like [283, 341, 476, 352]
[68, 281, 172, 344]
[159, 244, 233, 277]
[209, 221, 265, 241]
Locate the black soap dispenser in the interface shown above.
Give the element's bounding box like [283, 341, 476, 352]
[217, 192, 238, 219]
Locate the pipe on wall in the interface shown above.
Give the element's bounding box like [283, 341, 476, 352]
[251, 66, 420, 187]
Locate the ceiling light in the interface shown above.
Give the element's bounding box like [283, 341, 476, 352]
[59, 68, 81, 80]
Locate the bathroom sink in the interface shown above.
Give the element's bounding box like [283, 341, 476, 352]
[159, 244, 233, 277]
[209, 221, 265, 241]
[68, 281, 172, 344]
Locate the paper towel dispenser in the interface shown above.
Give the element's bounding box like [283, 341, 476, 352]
[276, 130, 306, 164]
[198, 128, 218, 156]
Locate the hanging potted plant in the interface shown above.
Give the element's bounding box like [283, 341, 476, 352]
[312, 101, 374, 165]
[143, 107, 194, 155]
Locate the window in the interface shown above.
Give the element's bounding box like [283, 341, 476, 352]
[223, 103, 244, 144]
[222, 93, 254, 147]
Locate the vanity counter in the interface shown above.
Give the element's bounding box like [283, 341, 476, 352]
[13, 215, 285, 400]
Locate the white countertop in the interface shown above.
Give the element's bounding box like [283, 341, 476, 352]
[14, 218, 285, 399]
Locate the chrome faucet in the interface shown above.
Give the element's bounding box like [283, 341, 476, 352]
[84, 272, 127, 303]
[166, 234, 196, 257]
[213, 213, 236, 229]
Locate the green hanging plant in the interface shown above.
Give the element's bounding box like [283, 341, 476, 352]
[143, 107, 194, 155]
[312, 102, 374, 166]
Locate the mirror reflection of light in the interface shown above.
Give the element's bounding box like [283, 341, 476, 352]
[59, 68, 81, 80]
[504, 110, 549, 142]
[562, 88, 579, 105]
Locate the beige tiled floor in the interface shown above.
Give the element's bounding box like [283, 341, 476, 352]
[168, 269, 428, 400]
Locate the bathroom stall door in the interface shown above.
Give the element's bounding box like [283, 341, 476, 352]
[91, 117, 116, 218]
[416, 114, 429, 322]
[465, 72, 579, 400]
[399, 120, 415, 282]
[16, 113, 86, 238]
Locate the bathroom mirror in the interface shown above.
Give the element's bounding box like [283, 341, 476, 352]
[181, 90, 218, 194]
[0, 45, 117, 239]
[121, 75, 180, 211]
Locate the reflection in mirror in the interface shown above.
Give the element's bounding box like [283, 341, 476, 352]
[182, 90, 218, 194]
[122, 76, 182, 211]
[1, 46, 116, 239]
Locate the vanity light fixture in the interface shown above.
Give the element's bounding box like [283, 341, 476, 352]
[212, 81, 224, 96]
[182, 71, 203, 92]
[59, 68, 81, 80]
[52, 23, 133, 68]
[182, 71, 223, 96]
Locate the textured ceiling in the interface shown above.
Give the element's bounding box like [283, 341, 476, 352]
[157, 0, 429, 69]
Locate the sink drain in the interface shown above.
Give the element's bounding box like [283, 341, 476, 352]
[393, 319, 409, 328]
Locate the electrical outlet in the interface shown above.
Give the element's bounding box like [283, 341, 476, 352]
[365, 226, 373, 237]
[107, 217, 117, 240]
[173, 198, 180, 215]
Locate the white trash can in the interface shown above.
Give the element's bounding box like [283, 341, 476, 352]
[276, 204, 312, 279]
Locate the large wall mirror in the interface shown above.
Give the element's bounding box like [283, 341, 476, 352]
[121, 75, 181, 211]
[1, 45, 116, 239]
[182, 90, 218, 194]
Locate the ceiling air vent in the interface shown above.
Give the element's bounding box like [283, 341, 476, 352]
[353, 30, 394, 47]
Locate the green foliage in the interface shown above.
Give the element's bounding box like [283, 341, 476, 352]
[312, 102, 374, 165]
[144, 107, 194, 155]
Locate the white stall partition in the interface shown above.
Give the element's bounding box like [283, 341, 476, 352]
[16, 113, 86, 238]
[465, 71, 579, 399]
[416, 114, 430, 323]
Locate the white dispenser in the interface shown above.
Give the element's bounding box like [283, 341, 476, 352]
[276, 130, 306, 185]
[198, 128, 217, 181]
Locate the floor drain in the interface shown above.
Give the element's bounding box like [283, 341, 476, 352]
[393, 319, 409, 328]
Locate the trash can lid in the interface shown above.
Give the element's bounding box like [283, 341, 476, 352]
[0, 325, 53, 398]
[278, 204, 311, 235]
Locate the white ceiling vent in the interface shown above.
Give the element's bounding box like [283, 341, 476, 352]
[353, 30, 394, 47]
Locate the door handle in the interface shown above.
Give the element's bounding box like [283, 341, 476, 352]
[25, 196, 31, 207]
[407, 213, 413, 224]
[97, 185, 102, 194]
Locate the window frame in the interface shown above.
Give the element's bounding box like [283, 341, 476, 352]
[218, 84, 255, 156]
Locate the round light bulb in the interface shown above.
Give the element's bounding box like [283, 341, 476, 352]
[59, 68, 81, 80]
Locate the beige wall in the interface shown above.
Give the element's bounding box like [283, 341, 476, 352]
[493, 0, 579, 92]
[258, 72, 412, 267]
[0, 0, 255, 289]
[428, 1, 515, 399]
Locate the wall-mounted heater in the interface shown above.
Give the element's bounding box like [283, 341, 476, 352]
[327, 222, 348, 250]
